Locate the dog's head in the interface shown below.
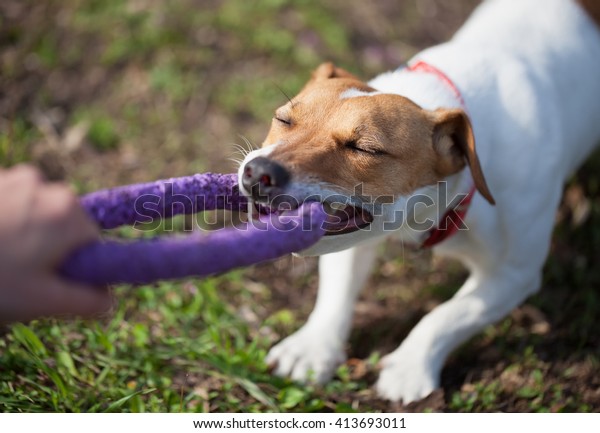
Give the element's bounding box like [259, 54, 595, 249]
[238, 63, 494, 254]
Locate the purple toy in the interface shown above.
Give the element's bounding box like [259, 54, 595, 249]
[60, 173, 327, 285]
[81, 173, 248, 229]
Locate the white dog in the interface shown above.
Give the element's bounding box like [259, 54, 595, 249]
[238, 0, 600, 403]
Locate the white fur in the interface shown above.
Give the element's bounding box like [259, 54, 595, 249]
[242, 0, 600, 403]
[339, 88, 382, 99]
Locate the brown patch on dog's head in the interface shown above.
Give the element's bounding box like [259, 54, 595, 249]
[577, 0, 600, 27]
[262, 62, 495, 204]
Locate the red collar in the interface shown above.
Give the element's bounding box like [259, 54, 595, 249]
[405, 60, 476, 248]
[420, 184, 477, 248]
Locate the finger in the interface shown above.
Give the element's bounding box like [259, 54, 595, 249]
[0, 165, 43, 220]
[15, 277, 113, 322]
[51, 185, 101, 246]
[34, 184, 101, 266]
[5, 164, 45, 183]
[66, 191, 102, 243]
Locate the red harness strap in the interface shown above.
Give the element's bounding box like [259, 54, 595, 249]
[405, 60, 476, 248]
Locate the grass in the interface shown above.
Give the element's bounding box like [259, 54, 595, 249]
[0, 275, 378, 412]
[1, 0, 599, 412]
[0, 117, 38, 167]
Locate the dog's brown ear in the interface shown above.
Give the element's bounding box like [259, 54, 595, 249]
[312, 62, 361, 81]
[431, 108, 495, 205]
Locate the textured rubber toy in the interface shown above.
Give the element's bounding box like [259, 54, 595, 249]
[81, 173, 247, 229]
[61, 173, 327, 285]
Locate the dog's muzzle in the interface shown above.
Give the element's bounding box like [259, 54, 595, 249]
[242, 156, 373, 235]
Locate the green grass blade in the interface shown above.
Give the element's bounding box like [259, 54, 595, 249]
[234, 377, 278, 412]
[103, 388, 157, 413]
[11, 324, 47, 357]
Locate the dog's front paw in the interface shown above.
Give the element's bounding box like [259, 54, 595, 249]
[375, 350, 440, 404]
[266, 326, 346, 384]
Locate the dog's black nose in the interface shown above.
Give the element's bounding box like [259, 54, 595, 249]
[242, 156, 290, 201]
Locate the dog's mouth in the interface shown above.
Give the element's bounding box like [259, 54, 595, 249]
[250, 200, 373, 236]
[321, 202, 373, 236]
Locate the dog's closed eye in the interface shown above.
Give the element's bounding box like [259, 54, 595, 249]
[344, 139, 387, 156]
[274, 116, 292, 126]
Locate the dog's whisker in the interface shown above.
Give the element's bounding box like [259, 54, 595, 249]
[230, 143, 250, 157]
[239, 135, 257, 154]
[228, 156, 244, 163]
[399, 237, 406, 265]
[273, 82, 297, 109]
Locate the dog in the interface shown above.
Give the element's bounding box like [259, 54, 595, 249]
[237, 0, 600, 403]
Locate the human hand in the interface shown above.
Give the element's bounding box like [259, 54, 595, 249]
[0, 165, 111, 323]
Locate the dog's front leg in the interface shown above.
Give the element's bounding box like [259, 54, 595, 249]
[376, 267, 541, 403]
[266, 240, 382, 383]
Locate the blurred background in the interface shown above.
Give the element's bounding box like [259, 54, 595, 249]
[1, 0, 598, 412]
[0, 0, 479, 188]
